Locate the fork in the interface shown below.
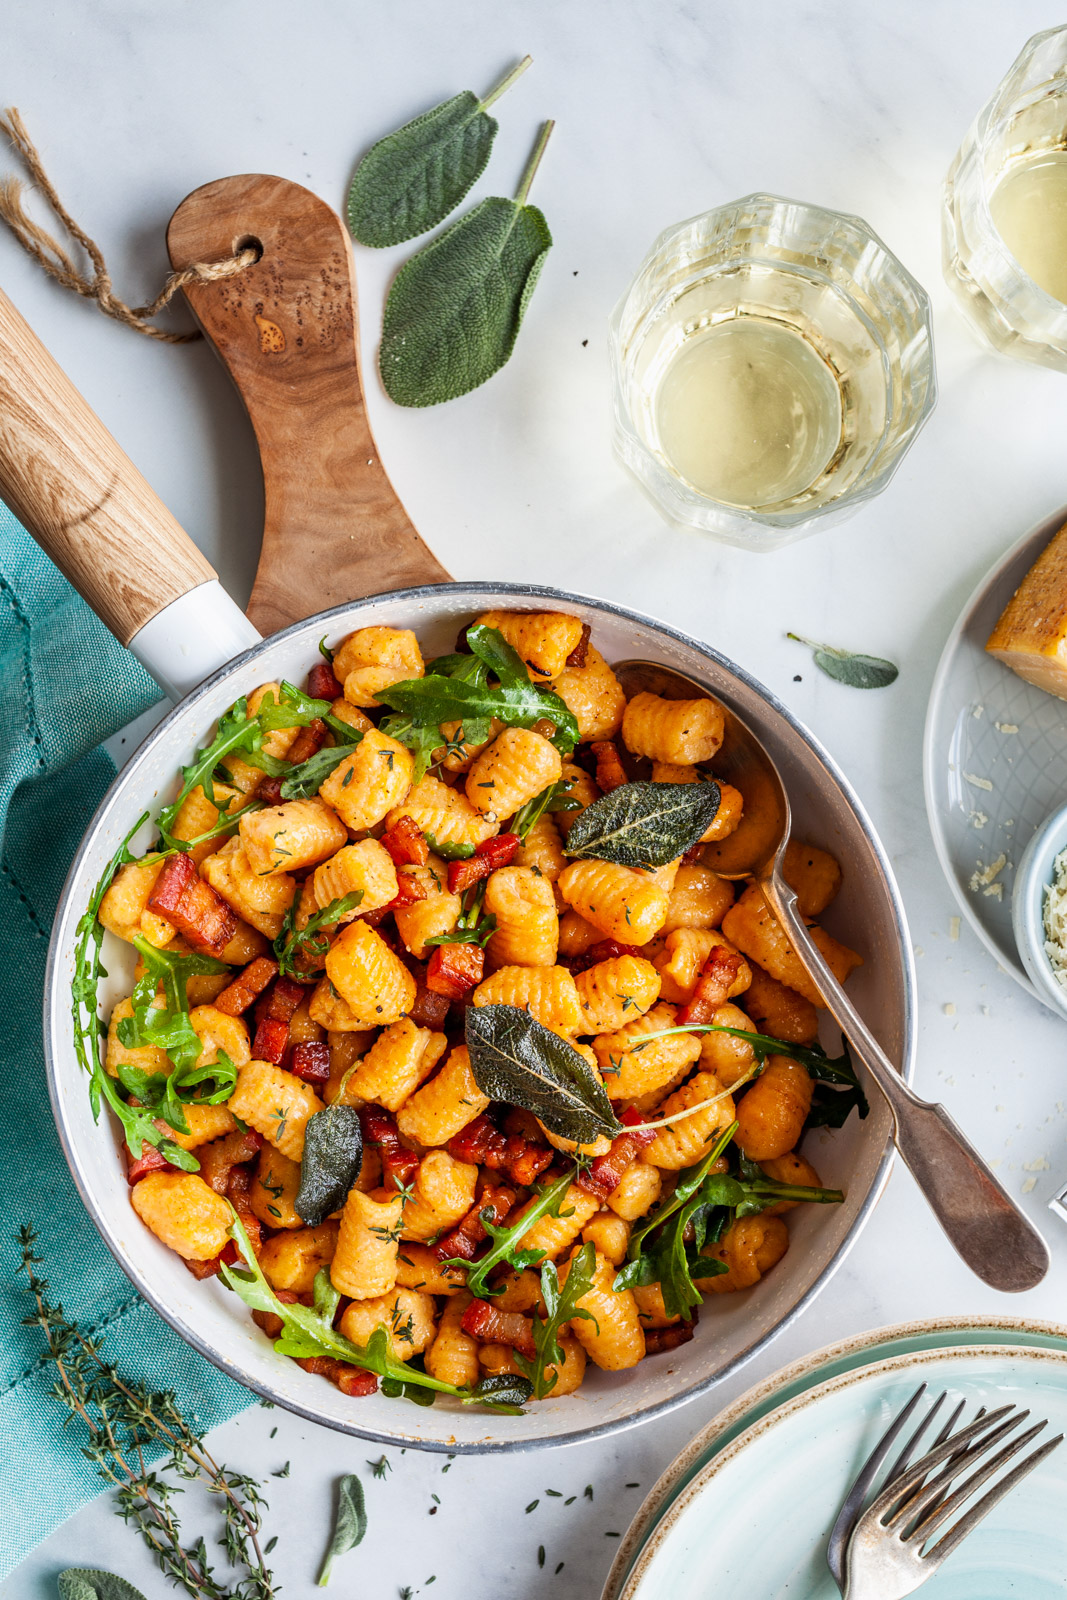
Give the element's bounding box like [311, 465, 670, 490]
[842, 1402, 1063, 1598]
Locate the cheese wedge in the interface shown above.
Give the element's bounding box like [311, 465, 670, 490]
[986, 519, 1067, 698]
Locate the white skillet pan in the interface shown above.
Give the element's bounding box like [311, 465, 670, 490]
[0, 176, 915, 1452]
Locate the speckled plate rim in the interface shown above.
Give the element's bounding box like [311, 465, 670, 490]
[614, 1336, 1067, 1600]
[601, 1315, 1067, 1600]
[922, 503, 1067, 1002]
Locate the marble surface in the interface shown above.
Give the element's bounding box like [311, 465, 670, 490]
[6, 1, 1067, 1594]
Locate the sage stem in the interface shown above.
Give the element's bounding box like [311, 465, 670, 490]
[515, 119, 555, 206]
[481, 53, 533, 111]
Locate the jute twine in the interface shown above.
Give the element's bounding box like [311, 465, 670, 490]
[0, 107, 255, 343]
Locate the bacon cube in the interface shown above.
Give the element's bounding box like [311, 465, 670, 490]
[286, 1041, 331, 1085]
[460, 1299, 536, 1358]
[380, 815, 429, 868]
[676, 946, 746, 1025]
[147, 853, 237, 957]
[591, 740, 627, 794]
[252, 1017, 290, 1066]
[307, 663, 343, 702]
[447, 833, 520, 894]
[214, 957, 279, 1017]
[425, 943, 484, 999]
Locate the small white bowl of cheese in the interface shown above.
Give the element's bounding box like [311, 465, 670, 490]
[1013, 802, 1067, 1018]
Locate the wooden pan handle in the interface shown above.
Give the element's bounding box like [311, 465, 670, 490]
[0, 285, 216, 645]
[166, 174, 450, 636]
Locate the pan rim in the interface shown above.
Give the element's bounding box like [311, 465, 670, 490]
[44, 579, 915, 1453]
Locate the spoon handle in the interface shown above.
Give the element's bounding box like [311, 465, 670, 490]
[761, 874, 1049, 1292]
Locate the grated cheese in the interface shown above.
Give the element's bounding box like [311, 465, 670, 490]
[995, 721, 1019, 734]
[949, 917, 961, 941]
[964, 772, 994, 792]
[970, 853, 1008, 893]
[1043, 846, 1067, 990]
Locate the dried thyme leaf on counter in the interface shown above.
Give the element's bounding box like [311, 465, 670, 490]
[347, 57, 532, 247]
[786, 633, 899, 689]
[379, 121, 554, 406]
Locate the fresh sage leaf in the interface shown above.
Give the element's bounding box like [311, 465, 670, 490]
[379, 121, 554, 407]
[297, 1105, 364, 1227]
[317, 1472, 367, 1587]
[472, 1372, 534, 1408]
[347, 57, 532, 248]
[465, 1004, 621, 1143]
[787, 633, 899, 690]
[58, 1572, 148, 1600]
[563, 780, 720, 870]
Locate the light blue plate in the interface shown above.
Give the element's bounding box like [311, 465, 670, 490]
[620, 1343, 1067, 1599]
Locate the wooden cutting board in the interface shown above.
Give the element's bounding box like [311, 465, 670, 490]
[167, 174, 451, 637]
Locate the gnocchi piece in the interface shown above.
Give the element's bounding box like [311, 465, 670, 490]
[575, 954, 661, 1034]
[641, 1069, 736, 1171]
[560, 1249, 645, 1370]
[339, 1287, 436, 1361]
[581, 1210, 632, 1266]
[660, 864, 735, 934]
[324, 920, 417, 1027]
[513, 812, 567, 902]
[697, 1001, 760, 1083]
[742, 962, 819, 1044]
[385, 773, 496, 849]
[169, 781, 243, 866]
[759, 1150, 825, 1213]
[721, 885, 861, 1007]
[472, 965, 582, 1034]
[632, 1282, 681, 1328]
[781, 838, 843, 917]
[425, 1291, 481, 1388]
[228, 1059, 324, 1162]
[606, 1160, 663, 1221]
[554, 762, 600, 836]
[347, 1019, 448, 1112]
[485, 865, 559, 968]
[696, 1213, 789, 1293]
[622, 691, 725, 765]
[324, 1030, 376, 1101]
[557, 909, 604, 958]
[250, 1147, 304, 1230]
[165, 1103, 239, 1152]
[395, 1243, 468, 1295]
[312, 839, 399, 921]
[329, 699, 374, 737]
[98, 859, 173, 949]
[399, 1151, 479, 1242]
[395, 1045, 491, 1146]
[537, 1333, 588, 1396]
[465, 728, 563, 823]
[105, 997, 169, 1079]
[319, 729, 415, 831]
[260, 1222, 340, 1294]
[309, 978, 377, 1034]
[593, 1002, 700, 1101]
[239, 797, 347, 876]
[515, 1183, 599, 1259]
[393, 854, 462, 958]
[434, 716, 503, 774]
[475, 608, 585, 680]
[331, 1189, 405, 1299]
[654, 928, 751, 1004]
[130, 1172, 231, 1261]
[734, 1056, 813, 1161]
[550, 644, 626, 741]
[188, 1004, 251, 1070]
[200, 837, 296, 939]
[558, 859, 670, 944]
[333, 626, 424, 707]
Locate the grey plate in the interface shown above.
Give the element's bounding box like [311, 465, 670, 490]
[924, 505, 1067, 1006]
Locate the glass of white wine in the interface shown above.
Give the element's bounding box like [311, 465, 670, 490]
[944, 25, 1067, 370]
[609, 194, 936, 551]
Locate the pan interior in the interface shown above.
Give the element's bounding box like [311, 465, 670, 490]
[45, 582, 913, 1453]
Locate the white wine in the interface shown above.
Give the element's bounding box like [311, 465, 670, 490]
[652, 315, 842, 508]
[991, 150, 1067, 304]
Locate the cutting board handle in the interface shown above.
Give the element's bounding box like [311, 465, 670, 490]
[167, 174, 450, 636]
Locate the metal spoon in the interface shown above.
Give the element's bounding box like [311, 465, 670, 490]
[614, 659, 1049, 1292]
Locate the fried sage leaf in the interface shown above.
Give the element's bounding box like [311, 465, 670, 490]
[465, 1004, 621, 1143]
[379, 122, 554, 407]
[563, 780, 721, 869]
[317, 1472, 367, 1587]
[58, 1573, 148, 1600]
[347, 57, 532, 247]
[787, 633, 899, 690]
[296, 1105, 364, 1227]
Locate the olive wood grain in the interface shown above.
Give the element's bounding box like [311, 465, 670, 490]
[0, 285, 216, 645]
[166, 174, 450, 636]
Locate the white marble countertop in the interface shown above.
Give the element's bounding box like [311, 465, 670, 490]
[6, 1, 1067, 1594]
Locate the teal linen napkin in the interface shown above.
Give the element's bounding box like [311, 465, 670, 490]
[0, 503, 254, 1579]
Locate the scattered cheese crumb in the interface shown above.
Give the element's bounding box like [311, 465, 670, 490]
[972, 704, 985, 719]
[982, 1006, 991, 1016]
[983, 882, 1004, 900]
[995, 721, 1019, 734]
[970, 854, 1007, 893]
[943, 1002, 957, 1016]
[949, 917, 961, 941]
[1022, 1177, 1037, 1194]
[914, 945, 925, 958]
[969, 810, 988, 829]
[1023, 1157, 1050, 1172]
[1043, 847, 1067, 990]
[964, 772, 994, 792]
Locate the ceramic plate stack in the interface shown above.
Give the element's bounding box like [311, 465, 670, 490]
[603, 1318, 1067, 1600]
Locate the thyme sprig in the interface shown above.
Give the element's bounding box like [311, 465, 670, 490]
[17, 1226, 276, 1599]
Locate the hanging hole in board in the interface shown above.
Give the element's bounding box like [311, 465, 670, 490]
[233, 234, 264, 263]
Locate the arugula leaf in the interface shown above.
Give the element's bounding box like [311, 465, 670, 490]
[512, 778, 579, 841]
[465, 1005, 621, 1144]
[423, 832, 476, 862]
[317, 1473, 367, 1586]
[624, 1125, 738, 1264]
[319, 637, 335, 663]
[379, 121, 554, 407]
[222, 1221, 531, 1412]
[93, 1064, 199, 1171]
[129, 935, 230, 1018]
[347, 58, 532, 248]
[280, 742, 361, 801]
[563, 780, 721, 870]
[116, 1051, 239, 1137]
[155, 699, 265, 847]
[441, 1166, 577, 1298]
[274, 892, 364, 978]
[260, 682, 361, 745]
[425, 878, 496, 948]
[515, 1241, 597, 1399]
[162, 797, 265, 855]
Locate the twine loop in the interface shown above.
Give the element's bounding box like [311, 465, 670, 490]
[0, 107, 255, 343]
